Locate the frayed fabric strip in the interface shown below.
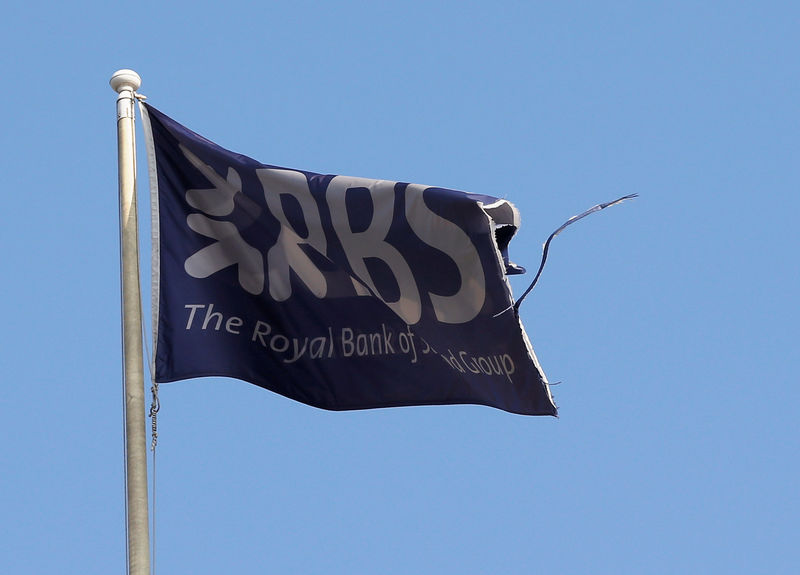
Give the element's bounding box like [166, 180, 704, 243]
[514, 194, 638, 311]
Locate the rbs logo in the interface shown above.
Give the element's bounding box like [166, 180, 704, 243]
[178, 145, 488, 326]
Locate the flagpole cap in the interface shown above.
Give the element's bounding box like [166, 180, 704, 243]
[110, 69, 141, 93]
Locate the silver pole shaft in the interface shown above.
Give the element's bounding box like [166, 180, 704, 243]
[110, 69, 151, 575]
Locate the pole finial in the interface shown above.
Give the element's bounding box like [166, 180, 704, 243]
[110, 69, 142, 93]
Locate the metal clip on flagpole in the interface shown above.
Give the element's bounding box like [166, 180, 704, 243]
[110, 69, 151, 575]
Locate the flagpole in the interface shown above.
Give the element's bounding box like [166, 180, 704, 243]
[110, 69, 151, 575]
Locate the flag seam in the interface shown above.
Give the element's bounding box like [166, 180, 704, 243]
[138, 101, 161, 374]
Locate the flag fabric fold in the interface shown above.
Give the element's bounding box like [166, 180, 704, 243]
[141, 102, 557, 416]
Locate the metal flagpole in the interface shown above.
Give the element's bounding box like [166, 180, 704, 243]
[110, 69, 151, 575]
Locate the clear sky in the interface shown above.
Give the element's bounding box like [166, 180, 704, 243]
[2, 1, 798, 573]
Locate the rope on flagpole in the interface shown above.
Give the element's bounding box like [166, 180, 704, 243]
[142, 309, 158, 575]
[148, 380, 159, 575]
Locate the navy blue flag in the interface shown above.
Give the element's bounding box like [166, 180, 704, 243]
[142, 103, 557, 416]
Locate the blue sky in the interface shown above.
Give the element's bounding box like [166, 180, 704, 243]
[2, 1, 798, 573]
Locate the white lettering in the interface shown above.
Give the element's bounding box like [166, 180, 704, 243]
[327, 176, 422, 324]
[201, 303, 224, 331]
[257, 168, 327, 301]
[341, 327, 355, 357]
[270, 334, 290, 353]
[405, 184, 486, 323]
[225, 316, 243, 334]
[309, 336, 328, 359]
[179, 156, 493, 328]
[501, 354, 515, 381]
[184, 304, 205, 329]
[251, 320, 272, 345]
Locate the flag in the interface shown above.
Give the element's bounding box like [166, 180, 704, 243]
[141, 103, 557, 416]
